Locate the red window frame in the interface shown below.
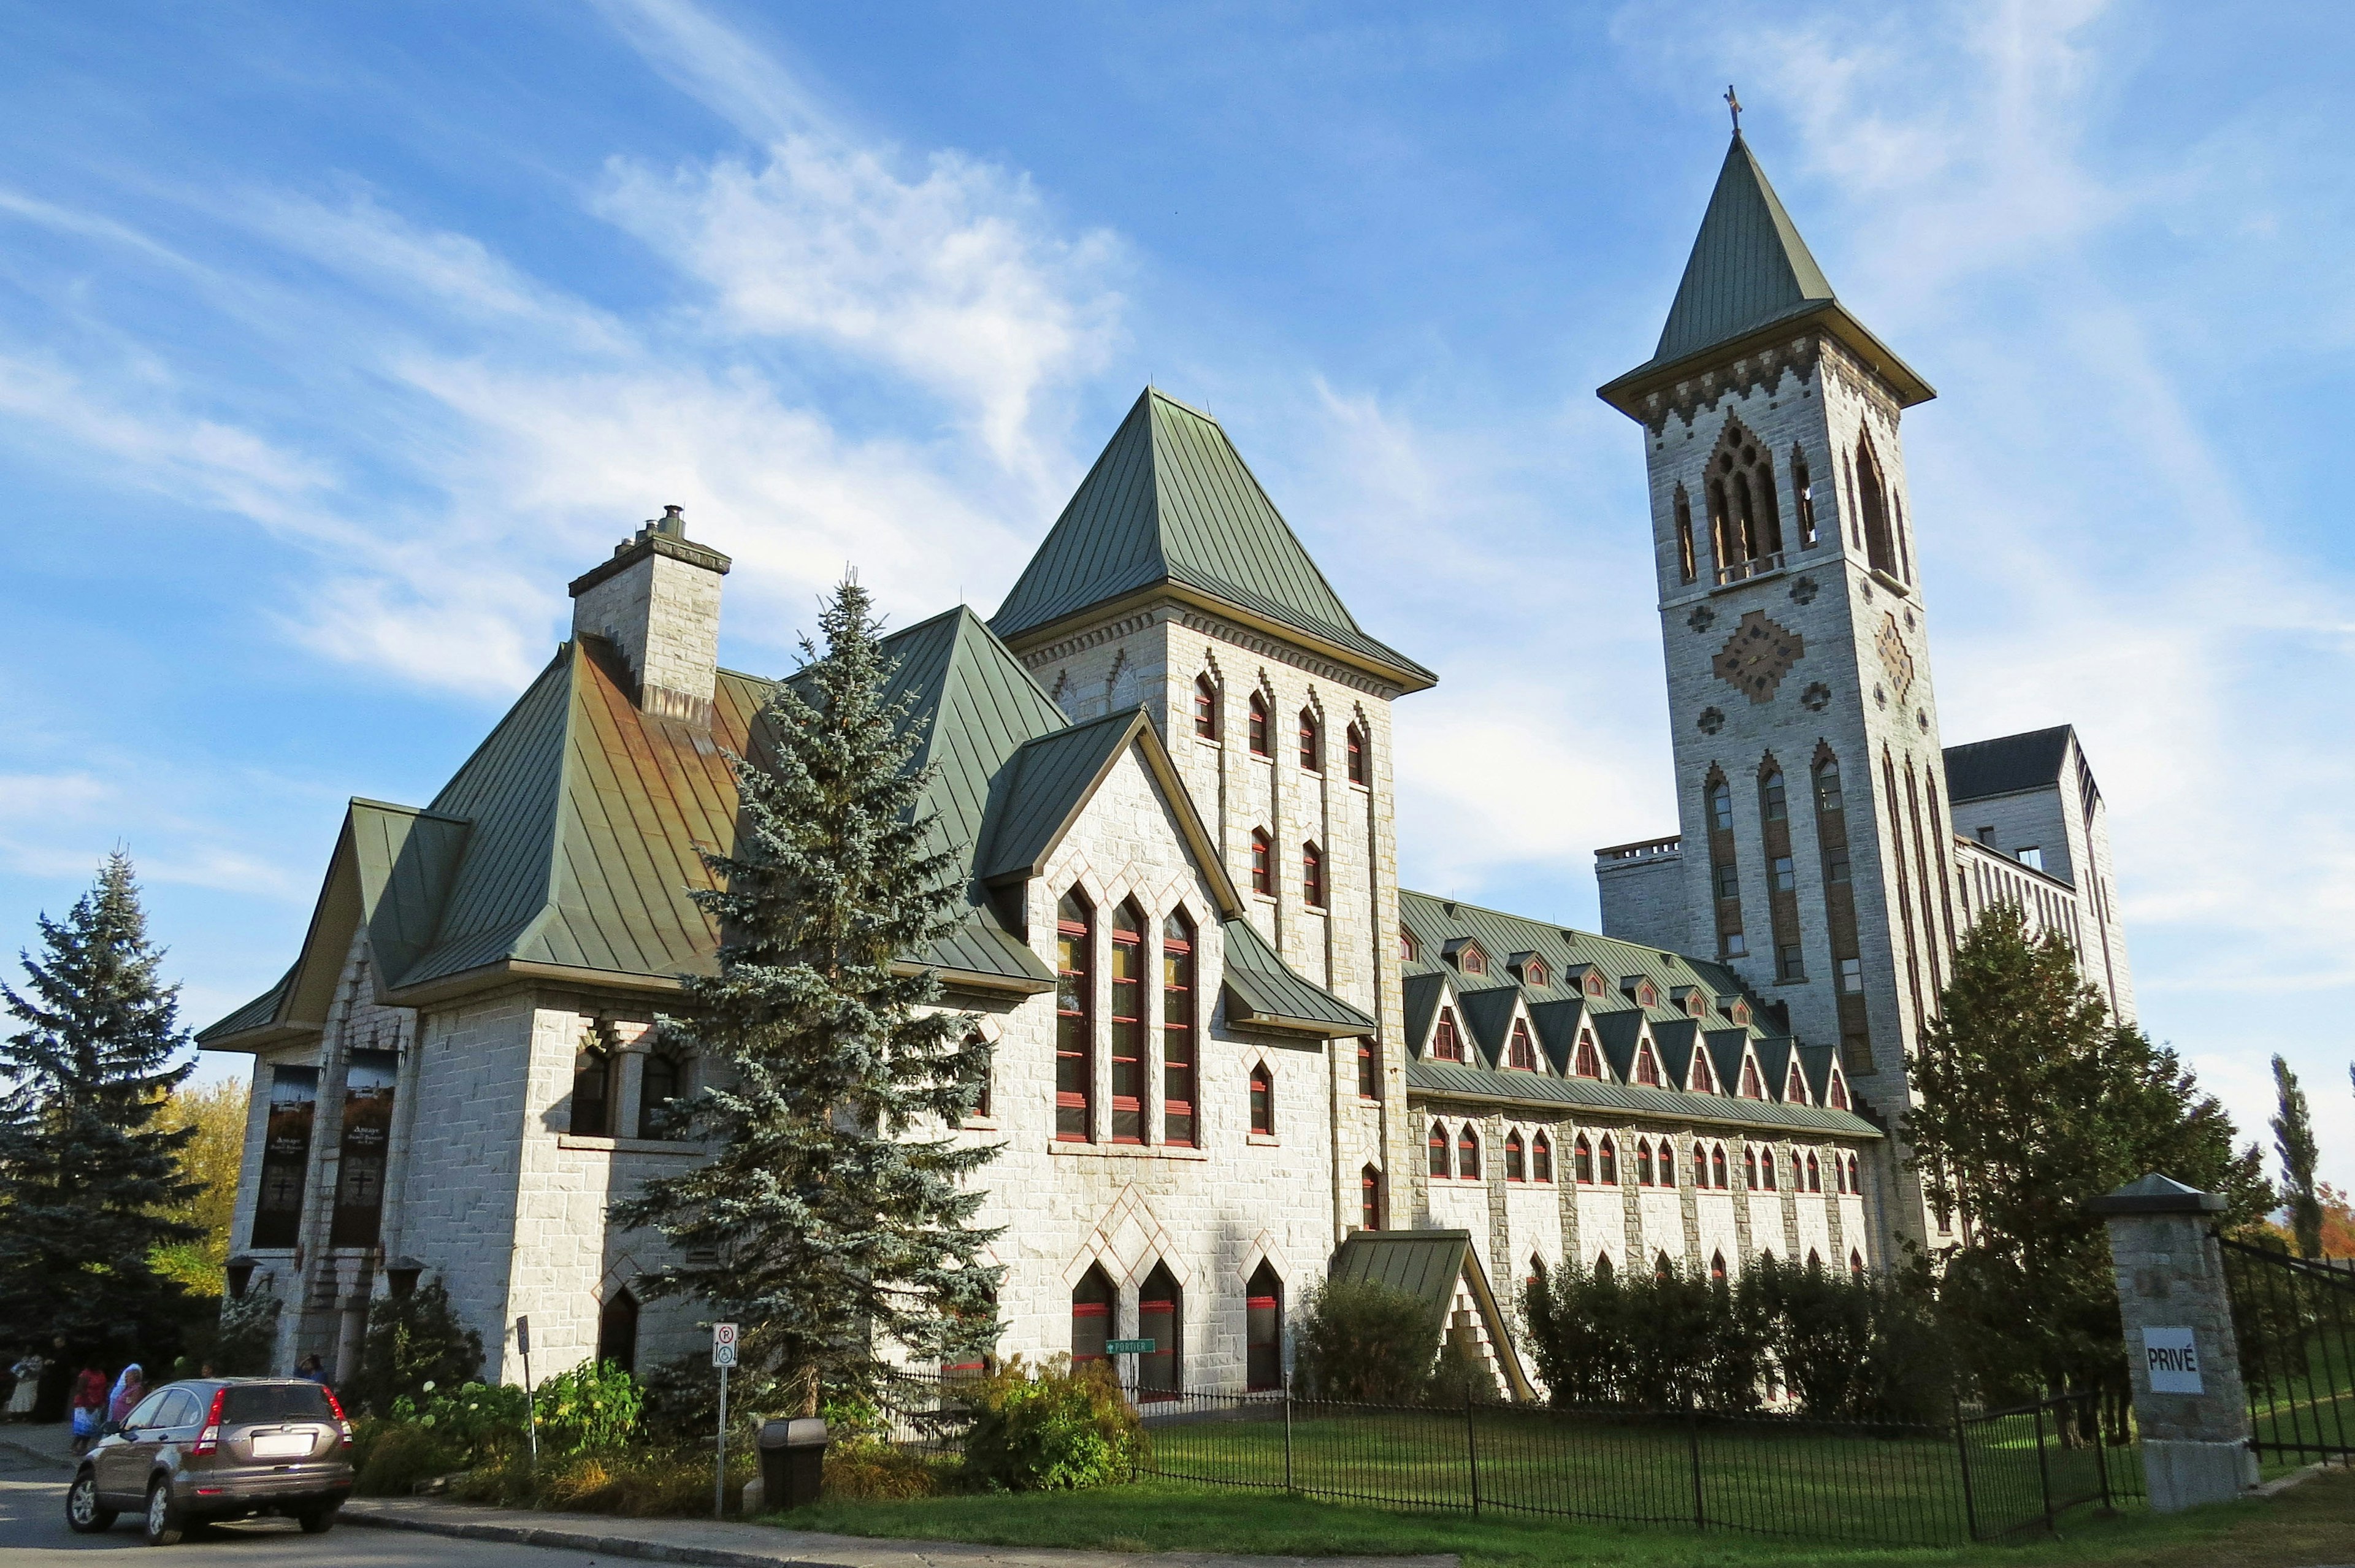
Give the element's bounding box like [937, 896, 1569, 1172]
[1745, 1147, 1759, 1188]
[1193, 676, 1219, 739]
[1346, 724, 1368, 785]
[1302, 842, 1325, 907]
[1691, 1052, 1714, 1092]
[1356, 1039, 1378, 1100]
[1508, 1020, 1536, 1070]
[1574, 1133, 1593, 1184]
[1109, 902, 1145, 1144]
[1533, 1131, 1553, 1184]
[1787, 1064, 1807, 1103]
[1711, 1145, 1728, 1188]
[1847, 1153, 1860, 1193]
[1432, 1007, 1463, 1062]
[1250, 830, 1273, 895]
[1361, 1165, 1382, 1230]
[1829, 1074, 1850, 1111]
[1762, 1147, 1779, 1190]
[1693, 1144, 1709, 1188]
[1806, 1151, 1822, 1192]
[1599, 1136, 1617, 1185]
[1247, 1063, 1274, 1137]
[1574, 1032, 1601, 1078]
[1635, 1046, 1660, 1087]
[1248, 693, 1269, 755]
[1162, 910, 1197, 1146]
[1740, 1060, 1762, 1099]
[1504, 1130, 1525, 1182]
[1659, 1140, 1677, 1188]
[1428, 1120, 1449, 1177]
[1636, 1139, 1654, 1186]
[1457, 1123, 1480, 1180]
[1138, 1268, 1181, 1399]
[1298, 709, 1321, 771]
[1055, 892, 1093, 1142]
[1071, 1268, 1112, 1365]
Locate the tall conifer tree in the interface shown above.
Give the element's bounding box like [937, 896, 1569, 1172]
[0, 852, 200, 1355]
[615, 580, 999, 1411]
[2271, 1055, 2322, 1257]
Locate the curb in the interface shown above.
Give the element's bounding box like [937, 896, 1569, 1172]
[341, 1507, 863, 1568]
[0, 1437, 73, 1472]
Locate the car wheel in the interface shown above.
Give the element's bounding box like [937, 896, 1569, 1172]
[64, 1471, 117, 1533]
[143, 1478, 185, 1547]
[295, 1501, 339, 1534]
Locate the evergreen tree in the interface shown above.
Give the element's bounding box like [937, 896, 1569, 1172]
[613, 579, 999, 1414]
[0, 852, 201, 1357]
[1904, 903, 2269, 1399]
[2271, 1055, 2322, 1258]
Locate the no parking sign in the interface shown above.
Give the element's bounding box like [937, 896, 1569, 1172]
[711, 1321, 739, 1367]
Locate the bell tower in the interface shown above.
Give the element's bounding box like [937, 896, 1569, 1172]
[1598, 126, 1959, 1253]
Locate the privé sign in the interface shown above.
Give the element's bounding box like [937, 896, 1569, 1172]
[2142, 1326, 2202, 1394]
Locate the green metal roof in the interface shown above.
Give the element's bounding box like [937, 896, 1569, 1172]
[1221, 915, 1375, 1037]
[978, 709, 1150, 885]
[1598, 134, 1934, 413]
[991, 388, 1434, 688]
[1327, 1230, 1536, 1402]
[1407, 1060, 1882, 1140]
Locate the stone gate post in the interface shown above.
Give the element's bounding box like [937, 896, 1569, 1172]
[2086, 1173, 2259, 1512]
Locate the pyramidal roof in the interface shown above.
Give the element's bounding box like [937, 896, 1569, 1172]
[1599, 133, 1933, 414]
[991, 388, 1434, 689]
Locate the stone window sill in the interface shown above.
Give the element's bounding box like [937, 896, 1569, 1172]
[962, 1118, 999, 1132]
[557, 1133, 703, 1157]
[1049, 1141, 1211, 1161]
[1246, 1133, 1279, 1147]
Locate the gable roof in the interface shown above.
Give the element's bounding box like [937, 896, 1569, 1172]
[1944, 724, 2076, 804]
[1327, 1230, 1536, 1402]
[1598, 134, 1933, 415]
[1221, 916, 1375, 1038]
[991, 388, 1434, 689]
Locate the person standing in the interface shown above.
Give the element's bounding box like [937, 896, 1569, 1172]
[105, 1364, 144, 1425]
[294, 1353, 326, 1384]
[5, 1347, 40, 1418]
[67, 1364, 106, 1456]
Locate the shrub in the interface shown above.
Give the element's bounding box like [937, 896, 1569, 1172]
[213, 1290, 282, 1377]
[960, 1356, 1144, 1491]
[389, 1379, 530, 1470]
[534, 1359, 641, 1455]
[354, 1422, 462, 1497]
[348, 1279, 484, 1416]
[1293, 1277, 1439, 1403]
[823, 1436, 941, 1500]
[461, 1445, 758, 1515]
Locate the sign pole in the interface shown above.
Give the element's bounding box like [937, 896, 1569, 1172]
[516, 1316, 538, 1475]
[711, 1323, 738, 1520]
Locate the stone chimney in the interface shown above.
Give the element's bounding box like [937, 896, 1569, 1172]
[567, 505, 732, 725]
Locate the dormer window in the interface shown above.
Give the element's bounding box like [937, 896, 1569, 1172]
[1739, 1060, 1763, 1100]
[1634, 1044, 1661, 1087]
[1193, 676, 1219, 739]
[1451, 942, 1488, 976]
[1399, 928, 1419, 962]
[1511, 954, 1549, 988]
[1346, 724, 1369, 786]
[1637, 981, 1658, 1008]
[1728, 999, 1752, 1027]
[1573, 1031, 1601, 1079]
[1585, 973, 1605, 998]
[1432, 1007, 1465, 1062]
[1690, 1052, 1715, 1093]
[1829, 1073, 1850, 1112]
[1508, 1020, 1536, 1071]
[1248, 693, 1269, 756]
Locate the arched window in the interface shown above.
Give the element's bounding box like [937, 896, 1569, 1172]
[1846, 1153, 1861, 1195]
[1508, 1020, 1536, 1070]
[1672, 483, 1697, 584]
[1710, 1250, 1728, 1283]
[1460, 946, 1487, 976]
[1791, 445, 1818, 549]
[1458, 1124, 1482, 1180]
[1850, 1249, 1866, 1278]
[1071, 1266, 1113, 1365]
[1247, 692, 1269, 756]
[1709, 779, 1734, 830]
[1585, 973, 1606, 998]
[1529, 1254, 1547, 1289]
[1524, 957, 1549, 987]
[1193, 676, 1219, 739]
[1744, 1146, 1758, 1189]
[1505, 1130, 1526, 1182]
[1055, 892, 1093, 1141]
[636, 1051, 687, 1138]
[1574, 1031, 1601, 1079]
[1761, 1147, 1778, 1191]
[1574, 1133, 1595, 1184]
[1786, 1063, 1808, 1104]
[1761, 769, 1788, 823]
[1361, 1165, 1383, 1230]
[1598, 1136, 1618, 1185]
[1162, 910, 1197, 1145]
[1428, 1120, 1450, 1177]
[1815, 755, 1844, 814]
[1138, 1264, 1182, 1398]
[597, 1288, 639, 1375]
[1246, 1260, 1283, 1391]
[1739, 1059, 1762, 1100]
[1690, 1050, 1714, 1093]
[1659, 1140, 1677, 1188]
[1109, 901, 1146, 1143]
[1655, 1250, 1674, 1281]
[1302, 842, 1325, 908]
[1248, 1063, 1274, 1137]
[1635, 1139, 1655, 1187]
[1706, 423, 1784, 579]
[1533, 1131, 1553, 1184]
[1806, 1151, 1823, 1192]
[1829, 1073, 1851, 1112]
[1298, 709, 1322, 771]
[1341, 719, 1369, 784]
[1595, 1252, 1614, 1282]
[1357, 1039, 1378, 1100]
[1855, 432, 1896, 577]
[1432, 1006, 1464, 1062]
[1693, 1144, 1710, 1188]
[1634, 1044, 1660, 1087]
[1806, 1247, 1822, 1271]
[1711, 1145, 1728, 1189]
[570, 1044, 614, 1137]
[1250, 830, 1273, 895]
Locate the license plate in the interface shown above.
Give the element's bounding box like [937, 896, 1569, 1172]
[250, 1431, 312, 1459]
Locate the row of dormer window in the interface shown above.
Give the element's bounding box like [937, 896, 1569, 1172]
[1401, 931, 1756, 1024]
[1420, 1001, 1850, 1110]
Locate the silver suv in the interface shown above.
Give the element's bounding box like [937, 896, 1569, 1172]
[66, 1377, 354, 1545]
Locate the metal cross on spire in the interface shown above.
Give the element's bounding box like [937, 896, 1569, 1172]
[1725, 85, 1742, 134]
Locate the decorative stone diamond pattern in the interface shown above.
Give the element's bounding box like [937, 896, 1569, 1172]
[1697, 706, 1725, 735]
[1876, 614, 1915, 704]
[1800, 681, 1831, 713]
[1687, 605, 1716, 633]
[1710, 610, 1804, 705]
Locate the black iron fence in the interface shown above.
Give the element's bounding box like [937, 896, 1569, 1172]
[2219, 1234, 2355, 1464]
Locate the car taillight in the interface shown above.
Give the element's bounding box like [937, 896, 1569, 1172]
[191, 1388, 228, 1456]
[323, 1386, 352, 1447]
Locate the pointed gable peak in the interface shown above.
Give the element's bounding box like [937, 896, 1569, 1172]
[991, 387, 1433, 689]
[1655, 132, 1836, 367]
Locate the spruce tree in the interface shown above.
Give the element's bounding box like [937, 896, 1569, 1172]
[0, 852, 201, 1357]
[2271, 1055, 2322, 1257]
[613, 579, 999, 1413]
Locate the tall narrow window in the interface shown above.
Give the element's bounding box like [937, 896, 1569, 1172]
[1744, 1146, 1759, 1189]
[570, 1044, 613, 1136]
[1162, 910, 1197, 1146]
[250, 1065, 318, 1249]
[1636, 1139, 1655, 1186]
[1791, 446, 1818, 548]
[1710, 1250, 1728, 1283]
[1712, 1145, 1728, 1188]
[1250, 830, 1273, 895]
[1458, 1123, 1482, 1180]
[637, 1051, 687, 1138]
[1710, 779, 1734, 830]
[1706, 423, 1785, 579]
[1508, 1019, 1536, 1070]
[1739, 1059, 1762, 1100]
[1762, 1147, 1778, 1190]
[1693, 1144, 1710, 1188]
[1193, 676, 1219, 739]
[1761, 770, 1787, 820]
[1575, 1134, 1594, 1184]
[1851, 1249, 1865, 1279]
[1248, 1063, 1274, 1137]
[1856, 433, 1896, 576]
[1346, 723, 1369, 786]
[1533, 1131, 1553, 1184]
[1690, 1050, 1715, 1093]
[1361, 1165, 1383, 1230]
[1760, 762, 1806, 983]
[1247, 693, 1269, 756]
[1055, 892, 1093, 1142]
[1659, 1141, 1677, 1189]
[1829, 1073, 1851, 1112]
[1428, 1120, 1450, 1177]
[1673, 483, 1697, 584]
[1432, 1006, 1464, 1061]
[1138, 1264, 1182, 1396]
[1707, 770, 1745, 960]
[1574, 1031, 1601, 1078]
[1505, 1130, 1526, 1182]
[597, 1288, 640, 1376]
[1302, 842, 1325, 908]
[1246, 1261, 1284, 1391]
[1846, 1153, 1861, 1193]
[1357, 1039, 1379, 1100]
[1298, 709, 1321, 771]
[1596, 1252, 1615, 1282]
[1599, 1136, 1618, 1185]
[1806, 1151, 1823, 1192]
[1109, 903, 1144, 1143]
[1634, 1044, 1660, 1087]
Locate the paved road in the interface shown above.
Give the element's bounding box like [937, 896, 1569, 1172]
[0, 1444, 613, 1565]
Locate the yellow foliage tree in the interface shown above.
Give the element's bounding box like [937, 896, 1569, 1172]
[150, 1078, 248, 1296]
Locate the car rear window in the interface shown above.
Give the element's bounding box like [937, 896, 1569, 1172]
[220, 1384, 335, 1424]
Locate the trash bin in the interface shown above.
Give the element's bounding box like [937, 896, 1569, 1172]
[758, 1417, 829, 1510]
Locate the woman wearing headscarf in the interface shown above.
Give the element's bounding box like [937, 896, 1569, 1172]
[106, 1364, 144, 1425]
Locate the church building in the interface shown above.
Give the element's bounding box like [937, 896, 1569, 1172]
[199, 126, 2131, 1395]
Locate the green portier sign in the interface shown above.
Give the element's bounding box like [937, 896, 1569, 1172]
[1105, 1338, 1156, 1355]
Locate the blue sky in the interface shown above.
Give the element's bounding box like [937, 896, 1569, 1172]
[3, 0, 2350, 1188]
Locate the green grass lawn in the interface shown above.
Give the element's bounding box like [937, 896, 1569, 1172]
[778, 1466, 2355, 1568]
